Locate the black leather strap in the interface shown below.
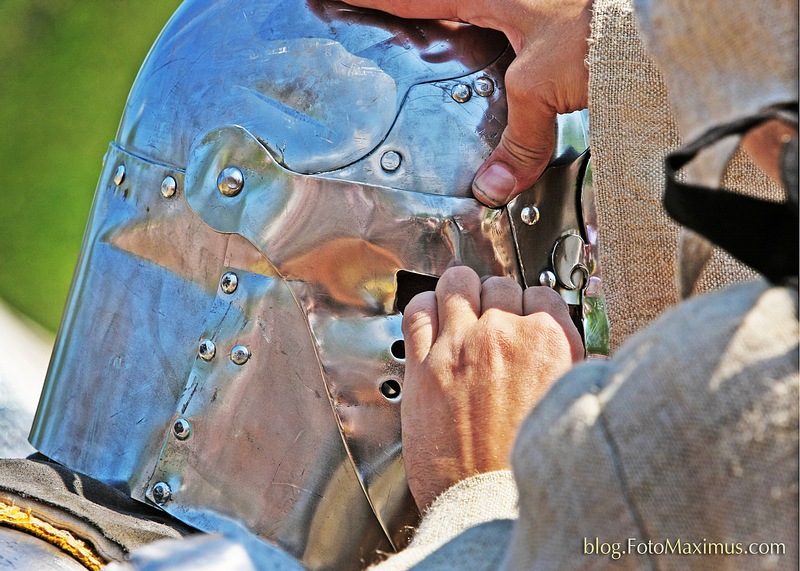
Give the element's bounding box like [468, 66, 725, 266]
[663, 104, 799, 285]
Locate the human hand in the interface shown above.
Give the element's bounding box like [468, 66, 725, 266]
[341, 0, 592, 206]
[400, 266, 584, 511]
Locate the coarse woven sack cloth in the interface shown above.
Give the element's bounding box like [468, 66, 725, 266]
[587, 0, 787, 351]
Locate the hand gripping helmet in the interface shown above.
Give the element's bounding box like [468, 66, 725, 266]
[30, 0, 607, 568]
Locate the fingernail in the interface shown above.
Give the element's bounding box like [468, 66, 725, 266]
[473, 163, 516, 206]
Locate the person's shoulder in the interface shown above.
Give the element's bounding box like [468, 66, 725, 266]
[506, 279, 798, 567]
[516, 277, 798, 457]
[0, 457, 196, 563]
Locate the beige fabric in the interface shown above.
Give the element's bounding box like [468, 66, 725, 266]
[587, 0, 785, 350]
[633, 0, 797, 296]
[633, 0, 798, 143]
[369, 471, 517, 570]
[503, 279, 798, 570]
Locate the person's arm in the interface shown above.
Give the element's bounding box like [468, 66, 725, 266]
[399, 266, 583, 512]
[341, 0, 593, 207]
[364, 266, 582, 570]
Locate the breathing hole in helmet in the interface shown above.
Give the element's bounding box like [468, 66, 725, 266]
[395, 270, 439, 314]
[391, 340, 406, 360]
[380, 379, 402, 401]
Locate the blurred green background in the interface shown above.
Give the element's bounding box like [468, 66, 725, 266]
[0, 0, 182, 332]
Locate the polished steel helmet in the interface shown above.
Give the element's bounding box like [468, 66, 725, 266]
[30, 0, 606, 568]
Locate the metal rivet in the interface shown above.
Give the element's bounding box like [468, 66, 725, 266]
[151, 482, 172, 505]
[539, 270, 557, 289]
[161, 176, 177, 198]
[230, 345, 251, 366]
[520, 205, 540, 226]
[198, 339, 216, 361]
[451, 83, 472, 103]
[217, 167, 244, 197]
[380, 151, 402, 172]
[474, 76, 495, 97]
[113, 164, 126, 186]
[220, 272, 238, 294]
[173, 418, 192, 440]
[380, 379, 402, 401]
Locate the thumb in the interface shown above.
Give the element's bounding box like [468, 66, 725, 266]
[472, 60, 557, 207]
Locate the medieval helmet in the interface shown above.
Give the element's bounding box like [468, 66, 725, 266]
[30, 0, 605, 568]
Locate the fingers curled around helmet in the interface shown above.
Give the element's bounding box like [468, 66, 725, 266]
[434, 266, 482, 342]
[522, 286, 585, 363]
[337, 0, 463, 20]
[480, 276, 524, 315]
[471, 57, 560, 206]
[402, 290, 438, 365]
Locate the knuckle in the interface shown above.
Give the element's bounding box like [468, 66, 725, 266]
[498, 130, 554, 168]
[481, 277, 523, 311]
[440, 265, 478, 285]
[477, 313, 519, 353]
[402, 310, 430, 337]
[403, 290, 436, 317]
[526, 286, 569, 312]
[482, 275, 521, 294]
[402, 294, 435, 325]
[527, 311, 565, 335]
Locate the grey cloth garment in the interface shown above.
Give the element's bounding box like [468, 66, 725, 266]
[369, 471, 518, 570]
[503, 279, 798, 570]
[0, 458, 196, 563]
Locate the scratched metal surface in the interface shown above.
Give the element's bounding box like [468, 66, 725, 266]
[30, 0, 601, 568]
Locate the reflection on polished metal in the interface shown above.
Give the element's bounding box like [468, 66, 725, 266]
[230, 345, 251, 366]
[113, 164, 125, 186]
[577, 158, 610, 356]
[380, 151, 402, 172]
[220, 272, 238, 294]
[539, 270, 557, 289]
[198, 339, 216, 362]
[474, 76, 495, 97]
[161, 176, 177, 198]
[28, 1, 608, 568]
[173, 418, 192, 440]
[552, 233, 588, 290]
[151, 482, 172, 505]
[217, 167, 244, 197]
[520, 204, 540, 226]
[451, 83, 472, 103]
[0, 527, 88, 571]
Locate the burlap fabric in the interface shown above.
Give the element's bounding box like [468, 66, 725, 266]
[588, 0, 786, 351]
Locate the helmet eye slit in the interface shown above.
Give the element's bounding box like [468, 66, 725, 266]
[394, 270, 439, 314]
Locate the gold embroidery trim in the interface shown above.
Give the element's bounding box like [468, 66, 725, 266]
[0, 499, 105, 570]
